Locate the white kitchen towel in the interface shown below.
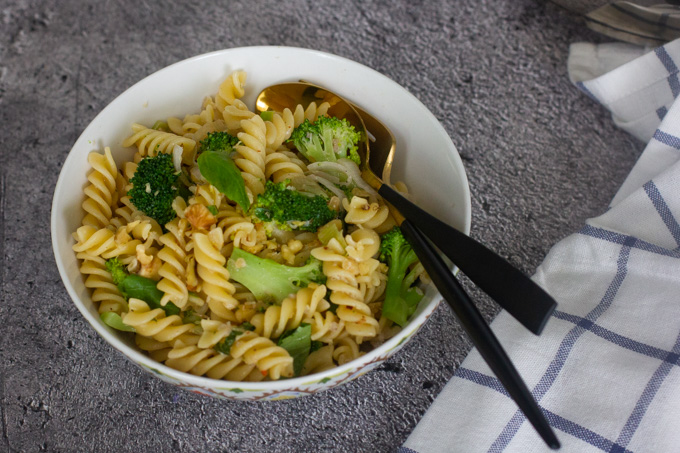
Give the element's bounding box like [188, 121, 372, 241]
[401, 38, 680, 453]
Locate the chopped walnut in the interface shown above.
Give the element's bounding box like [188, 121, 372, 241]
[281, 239, 303, 265]
[135, 244, 161, 279]
[184, 203, 217, 231]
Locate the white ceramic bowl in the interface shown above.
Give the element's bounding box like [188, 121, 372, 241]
[51, 46, 471, 400]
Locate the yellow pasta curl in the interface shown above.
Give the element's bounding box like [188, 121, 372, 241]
[250, 284, 329, 339]
[192, 229, 238, 311]
[156, 218, 189, 308]
[122, 123, 196, 161]
[81, 147, 120, 228]
[76, 252, 127, 314]
[122, 298, 194, 343]
[229, 331, 294, 380]
[343, 195, 394, 233]
[234, 115, 267, 199]
[215, 70, 247, 111]
[164, 337, 262, 382]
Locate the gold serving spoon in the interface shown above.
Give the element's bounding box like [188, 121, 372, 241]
[255, 82, 560, 449]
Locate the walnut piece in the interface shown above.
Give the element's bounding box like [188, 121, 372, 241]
[184, 203, 217, 231]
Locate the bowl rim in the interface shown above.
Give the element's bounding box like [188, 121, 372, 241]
[51, 45, 472, 392]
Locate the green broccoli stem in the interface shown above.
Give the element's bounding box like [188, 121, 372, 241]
[227, 247, 325, 305]
[118, 274, 180, 316]
[106, 258, 179, 316]
[380, 229, 424, 327]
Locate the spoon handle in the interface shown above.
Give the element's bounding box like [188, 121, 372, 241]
[379, 184, 557, 335]
[399, 220, 560, 449]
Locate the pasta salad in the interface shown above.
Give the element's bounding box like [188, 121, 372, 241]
[71, 70, 427, 381]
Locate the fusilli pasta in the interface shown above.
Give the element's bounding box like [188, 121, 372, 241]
[72, 69, 424, 383]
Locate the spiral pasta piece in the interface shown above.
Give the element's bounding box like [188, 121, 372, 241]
[122, 123, 196, 161]
[250, 284, 329, 339]
[293, 102, 331, 127]
[229, 331, 294, 380]
[265, 149, 307, 184]
[122, 298, 194, 342]
[167, 102, 222, 137]
[302, 344, 336, 375]
[215, 70, 247, 111]
[156, 218, 189, 308]
[82, 147, 120, 228]
[222, 99, 256, 131]
[264, 108, 295, 152]
[164, 337, 262, 381]
[77, 252, 127, 314]
[308, 310, 345, 343]
[193, 229, 238, 311]
[72, 225, 140, 261]
[234, 115, 267, 199]
[333, 333, 362, 365]
[343, 196, 394, 233]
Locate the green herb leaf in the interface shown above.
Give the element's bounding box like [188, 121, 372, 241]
[207, 205, 219, 216]
[100, 312, 135, 332]
[241, 321, 255, 331]
[310, 340, 323, 353]
[198, 151, 250, 212]
[214, 329, 243, 355]
[118, 274, 180, 316]
[182, 309, 202, 325]
[277, 323, 312, 376]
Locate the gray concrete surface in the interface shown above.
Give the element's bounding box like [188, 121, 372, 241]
[0, 1, 643, 452]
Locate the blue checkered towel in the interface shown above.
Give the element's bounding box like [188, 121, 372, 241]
[401, 38, 680, 452]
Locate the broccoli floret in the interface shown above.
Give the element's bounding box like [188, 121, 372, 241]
[227, 247, 326, 304]
[252, 180, 337, 232]
[379, 227, 424, 326]
[128, 153, 179, 225]
[200, 131, 239, 153]
[105, 257, 129, 287]
[105, 258, 180, 316]
[289, 116, 362, 165]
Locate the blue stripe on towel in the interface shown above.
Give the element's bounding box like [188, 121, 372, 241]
[580, 225, 680, 258]
[657, 106, 668, 120]
[655, 47, 680, 98]
[644, 181, 680, 247]
[553, 311, 680, 365]
[487, 243, 632, 452]
[615, 327, 680, 448]
[653, 129, 680, 149]
[456, 368, 633, 453]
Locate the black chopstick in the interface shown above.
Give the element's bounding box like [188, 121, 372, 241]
[399, 220, 560, 450]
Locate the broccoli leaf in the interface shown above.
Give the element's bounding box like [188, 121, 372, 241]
[198, 150, 250, 212]
[214, 329, 243, 355]
[277, 323, 312, 376]
[241, 321, 255, 331]
[182, 309, 202, 325]
[100, 312, 135, 332]
[118, 274, 180, 316]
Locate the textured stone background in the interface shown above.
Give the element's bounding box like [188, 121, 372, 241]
[0, 1, 643, 452]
